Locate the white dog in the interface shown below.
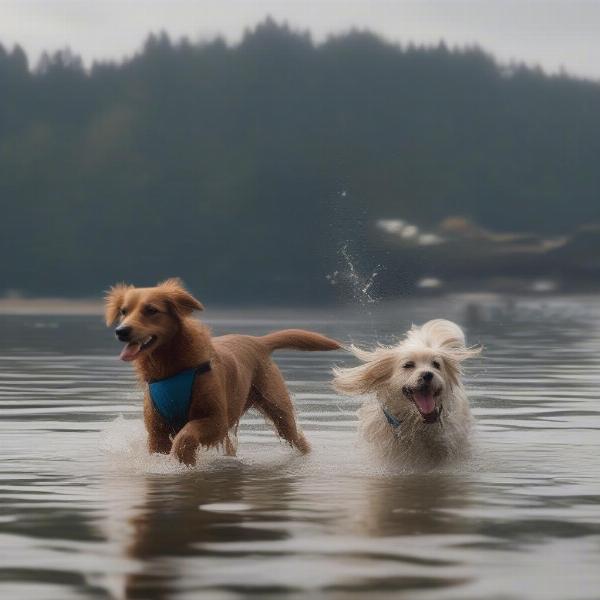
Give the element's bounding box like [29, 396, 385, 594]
[333, 319, 480, 469]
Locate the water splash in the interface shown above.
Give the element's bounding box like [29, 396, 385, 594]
[327, 243, 384, 309]
[99, 416, 194, 474]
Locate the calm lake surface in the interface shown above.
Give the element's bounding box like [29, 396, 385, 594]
[1, 295, 600, 600]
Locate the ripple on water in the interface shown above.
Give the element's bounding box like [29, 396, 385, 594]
[0, 298, 599, 599]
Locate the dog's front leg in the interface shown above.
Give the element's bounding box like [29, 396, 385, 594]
[148, 430, 172, 454]
[144, 394, 172, 454]
[171, 418, 227, 466]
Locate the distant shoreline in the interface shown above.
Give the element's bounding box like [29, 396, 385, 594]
[2, 292, 600, 318]
[0, 298, 103, 315]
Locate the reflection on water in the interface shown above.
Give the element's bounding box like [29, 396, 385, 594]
[1, 296, 600, 599]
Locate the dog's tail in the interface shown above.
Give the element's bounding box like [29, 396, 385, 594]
[259, 329, 341, 353]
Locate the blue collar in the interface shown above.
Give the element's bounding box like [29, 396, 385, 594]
[148, 361, 211, 432]
[382, 407, 402, 429]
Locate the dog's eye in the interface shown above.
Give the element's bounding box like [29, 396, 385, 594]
[119, 308, 127, 316]
[403, 361, 415, 369]
[144, 305, 159, 316]
[432, 360, 441, 369]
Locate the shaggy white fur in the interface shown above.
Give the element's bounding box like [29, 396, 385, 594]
[334, 319, 480, 470]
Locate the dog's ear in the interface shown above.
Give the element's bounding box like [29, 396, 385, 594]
[441, 345, 482, 386]
[159, 278, 204, 316]
[333, 346, 396, 395]
[104, 283, 130, 326]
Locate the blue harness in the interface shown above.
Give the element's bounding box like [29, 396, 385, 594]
[148, 361, 211, 432]
[383, 407, 402, 429]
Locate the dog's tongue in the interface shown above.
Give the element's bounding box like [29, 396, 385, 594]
[413, 391, 436, 416]
[119, 342, 141, 362]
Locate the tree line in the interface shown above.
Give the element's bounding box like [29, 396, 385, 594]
[1, 19, 599, 302]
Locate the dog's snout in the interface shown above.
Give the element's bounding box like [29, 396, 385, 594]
[115, 325, 132, 341]
[421, 371, 434, 382]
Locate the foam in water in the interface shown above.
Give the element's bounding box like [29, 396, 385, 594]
[99, 415, 478, 478]
[99, 416, 193, 474]
[99, 416, 336, 475]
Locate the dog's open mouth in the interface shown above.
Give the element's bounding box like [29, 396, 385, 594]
[404, 386, 442, 423]
[119, 335, 156, 362]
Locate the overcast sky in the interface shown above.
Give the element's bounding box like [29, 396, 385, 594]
[0, 0, 599, 79]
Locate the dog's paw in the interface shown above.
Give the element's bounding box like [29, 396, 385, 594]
[294, 434, 311, 455]
[171, 432, 198, 466]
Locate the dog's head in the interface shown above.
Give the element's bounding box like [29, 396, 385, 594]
[104, 278, 204, 361]
[393, 348, 448, 423]
[333, 319, 480, 424]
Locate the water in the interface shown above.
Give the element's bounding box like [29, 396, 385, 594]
[1, 295, 600, 599]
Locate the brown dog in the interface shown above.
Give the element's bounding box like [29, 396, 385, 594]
[105, 278, 340, 465]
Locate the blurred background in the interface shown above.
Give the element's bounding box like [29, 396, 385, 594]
[1, 0, 599, 305]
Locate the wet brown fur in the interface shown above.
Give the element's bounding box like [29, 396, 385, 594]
[105, 278, 340, 465]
